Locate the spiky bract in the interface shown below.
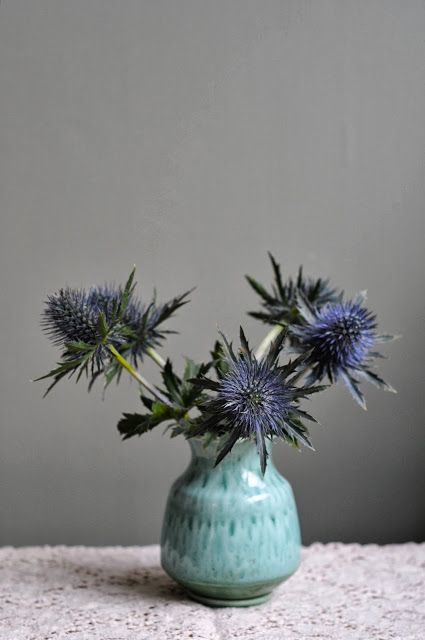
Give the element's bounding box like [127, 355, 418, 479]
[246, 253, 341, 326]
[86, 284, 188, 365]
[191, 328, 324, 473]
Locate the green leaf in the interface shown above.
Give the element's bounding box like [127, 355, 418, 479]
[35, 355, 88, 382]
[117, 266, 137, 321]
[102, 361, 121, 390]
[153, 289, 193, 326]
[64, 341, 95, 353]
[123, 266, 136, 301]
[296, 265, 304, 289]
[151, 401, 175, 420]
[168, 418, 192, 438]
[268, 252, 286, 302]
[117, 411, 162, 440]
[210, 340, 229, 379]
[264, 326, 287, 366]
[182, 358, 199, 383]
[161, 359, 182, 403]
[140, 394, 154, 410]
[178, 358, 211, 406]
[245, 275, 275, 304]
[75, 352, 95, 382]
[217, 330, 237, 363]
[97, 311, 109, 340]
[247, 310, 275, 323]
[35, 352, 97, 396]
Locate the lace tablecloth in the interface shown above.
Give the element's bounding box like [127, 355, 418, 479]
[0, 543, 423, 639]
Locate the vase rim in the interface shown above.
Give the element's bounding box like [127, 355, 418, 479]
[186, 434, 273, 460]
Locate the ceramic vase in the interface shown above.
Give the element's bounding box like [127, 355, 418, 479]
[160, 436, 301, 607]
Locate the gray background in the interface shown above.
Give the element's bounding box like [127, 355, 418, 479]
[0, 0, 424, 546]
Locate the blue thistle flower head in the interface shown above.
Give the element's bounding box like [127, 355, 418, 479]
[191, 327, 324, 473]
[291, 292, 397, 409]
[43, 287, 102, 348]
[298, 300, 376, 371]
[39, 268, 190, 392]
[42, 286, 126, 375]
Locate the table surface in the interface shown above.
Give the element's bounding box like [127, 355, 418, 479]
[0, 543, 423, 640]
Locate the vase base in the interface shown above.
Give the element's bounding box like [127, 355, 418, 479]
[185, 588, 272, 608]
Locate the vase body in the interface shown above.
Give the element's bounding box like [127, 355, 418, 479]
[160, 437, 301, 607]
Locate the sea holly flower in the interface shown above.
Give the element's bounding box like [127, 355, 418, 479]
[38, 268, 190, 394]
[42, 286, 125, 370]
[37, 257, 399, 471]
[246, 253, 341, 326]
[290, 292, 397, 409]
[190, 328, 325, 473]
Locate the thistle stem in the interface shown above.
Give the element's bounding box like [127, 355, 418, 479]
[108, 345, 171, 406]
[255, 324, 285, 360]
[145, 346, 166, 368]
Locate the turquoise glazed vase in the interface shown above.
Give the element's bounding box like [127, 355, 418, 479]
[160, 436, 301, 607]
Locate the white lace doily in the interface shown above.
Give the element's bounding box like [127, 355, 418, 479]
[0, 543, 423, 639]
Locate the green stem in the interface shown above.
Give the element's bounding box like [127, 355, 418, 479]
[108, 345, 171, 406]
[145, 346, 166, 368]
[254, 324, 285, 360]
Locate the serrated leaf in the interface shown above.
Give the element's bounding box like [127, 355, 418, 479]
[64, 341, 95, 353]
[268, 252, 286, 302]
[97, 311, 109, 340]
[182, 358, 200, 383]
[245, 275, 275, 305]
[211, 340, 230, 379]
[247, 310, 275, 323]
[102, 361, 121, 390]
[118, 413, 153, 439]
[217, 330, 237, 363]
[35, 355, 88, 382]
[153, 289, 193, 328]
[161, 359, 182, 403]
[140, 394, 154, 410]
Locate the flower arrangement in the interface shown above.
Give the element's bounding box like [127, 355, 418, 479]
[38, 254, 397, 473]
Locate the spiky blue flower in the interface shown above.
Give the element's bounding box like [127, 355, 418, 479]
[43, 287, 101, 348]
[42, 287, 125, 374]
[40, 270, 190, 392]
[191, 328, 324, 473]
[291, 292, 396, 409]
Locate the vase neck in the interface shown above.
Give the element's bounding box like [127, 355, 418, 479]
[188, 436, 273, 474]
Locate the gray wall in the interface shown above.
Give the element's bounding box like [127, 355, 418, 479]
[1, 0, 424, 546]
